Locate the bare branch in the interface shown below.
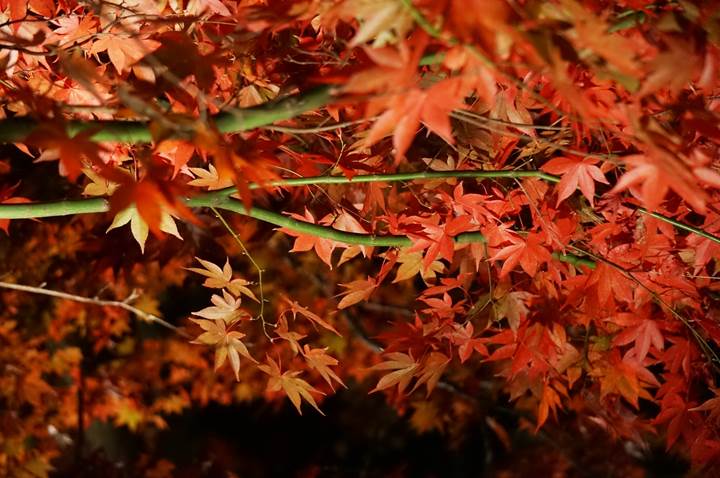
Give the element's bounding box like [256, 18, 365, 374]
[0, 281, 189, 338]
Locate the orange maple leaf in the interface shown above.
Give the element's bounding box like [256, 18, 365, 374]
[280, 297, 340, 336]
[301, 345, 346, 391]
[280, 209, 340, 268]
[410, 352, 450, 397]
[449, 322, 488, 363]
[537, 382, 565, 429]
[188, 257, 258, 302]
[90, 33, 160, 74]
[336, 277, 377, 310]
[0, 184, 30, 234]
[258, 356, 325, 415]
[370, 352, 419, 394]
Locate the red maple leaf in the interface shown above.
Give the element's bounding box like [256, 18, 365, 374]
[491, 232, 551, 278]
[542, 155, 608, 206]
[0, 184, 30, 234]
[28, 125, 105, 182]
[611, 153, 711, 213]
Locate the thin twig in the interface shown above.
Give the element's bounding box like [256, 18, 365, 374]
[210, 207, 272, 339]
[565, 245, 720, 372]
[0, 281, 189, 338]
[262, 118, 373, 134]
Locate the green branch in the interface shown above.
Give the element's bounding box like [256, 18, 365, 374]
[0, 169, 597, 268]
[200, 170, 561, 202]
[0, 86, 333, 143]
[0, 168, 718, 255]
[191, 195, 484, 247]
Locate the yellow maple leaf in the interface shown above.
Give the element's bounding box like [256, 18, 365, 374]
[114, 400, 143, 431]
[339, 0, 414, 47]
[188, 164, 233, 190]
[82, 168, 119, 196]
[106, 205, 182, 253]
[392, 249, 445, 283]
[192, 289, 248, 324]
[188, 257, 258, 302]
[190, 318, 257, 380]
[302, 345, 346, 391]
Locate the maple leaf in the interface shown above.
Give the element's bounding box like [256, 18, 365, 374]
[188, 257, 258, 302]
[302, 345, 346, 391]
[611, 313, 664, 362]
[405, 214, 474, 269]
[655, 391, 694, 450]
[108, 179, 189, 238]
[410, 352, 450, 397]
[340, 0, 414, 47]
[156, 140, 195, 179]
[153, 394, 189, 415]
[639, 37, 698, 97]
[190, 317, 257, 380]
[89, 33, 161, 74]
[392, 249, 445, 283]
[332, 210, 373, 258]
[370, 352, 419, 394]
[337, 277, 377, 309]
[345, 37, 483, 161]
[585, 262, 635, 306]
[494, 291, 534, 333]
[0, 184, 29, 234]
[258, 356, 325, 415]
[29, 127, 105, 182]
[275, 316, 306, 355]
[410, 401, 444, 433]
[188, 164, 233, 190]
[281, 298, 340, 335]
[449, 322, 488, 363]
[192, 289, 249, 324]
[281, 209, 340, 268]
[537, 383, 564, 429]
[690, 389, 720, 424]
[82, 168, 119, 197]
[114, 399, 144, 431]
[106, 205, 182, 253]
[610, 153, 709, 213]
[364, 77, 471, 161]
[49, 14, 98, 46]
[562, 0, 643, 78]
[542, 155, 608, 206]
[594, 351, 659, 408]
[491, 233, 551, 278]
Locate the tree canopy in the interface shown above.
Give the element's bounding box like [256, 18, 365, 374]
[1, 0, 720, 476]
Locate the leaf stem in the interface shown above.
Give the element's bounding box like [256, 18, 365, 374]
[210, 207, 271, 338]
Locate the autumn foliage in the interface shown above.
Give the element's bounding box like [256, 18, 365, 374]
[2, 0, 720, 476]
